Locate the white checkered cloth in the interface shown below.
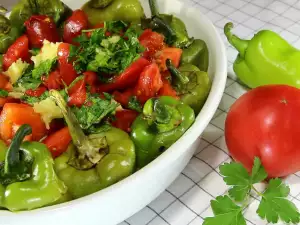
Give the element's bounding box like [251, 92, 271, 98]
[121, 1, 300, 224]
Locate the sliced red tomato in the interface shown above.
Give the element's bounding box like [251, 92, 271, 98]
[112, 110, 139, 133]
[97, 57, 151, 93]
[139, 29, 165, 59]
[57, 43, 78, 85]
[0, 97, 18, 108]
[68, 79, 87, 107]
[24, 15, 60, 48]
[0, 103, 46, 143]
[158, 79, 179, 99]
[25, 86, 47, 97]
[155, 47, 183, 71]
[84, 71, 98, 93]
[63, 10, 89, 45]
[3, 35, 31, 71]
[113, 89, 134, 107]
[46, 70, 62, 90]
[43, 126, 72, 158]
[134, 63, 163, 104]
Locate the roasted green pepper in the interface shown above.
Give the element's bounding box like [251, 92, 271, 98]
[143, 0, 192, 48]
[181, 39, 209, 72]
[225, 22, 300, 89]
[82, 0, 145, 26]
[131, 96, 195, 168]
[9, 0, 72, 29]
[0, 124, 67, 211]
[50, 90, 136, 199]
[169, 63, 211, 114]
[0, 14, 21, 54]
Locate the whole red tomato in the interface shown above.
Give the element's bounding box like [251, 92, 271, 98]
[225, 84, 300, 178]
[24, 15, 60, 48]
[63, 10, 89, 45]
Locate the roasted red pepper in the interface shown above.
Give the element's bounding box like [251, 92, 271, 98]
[112, 110, 139, 133]
[63, 10, 89, 45]
[2, 35, 30, 71]
[43, 126, 72, 158]
[97, 57, 151, 93]
[24, 15, 60, 48]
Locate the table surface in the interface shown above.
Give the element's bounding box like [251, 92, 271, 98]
[121, 0, 300, 224]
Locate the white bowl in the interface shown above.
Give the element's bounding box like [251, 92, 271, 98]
[0, 0, 227, 224]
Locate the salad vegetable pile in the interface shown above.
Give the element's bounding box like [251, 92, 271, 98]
[0, 0, 211, 211]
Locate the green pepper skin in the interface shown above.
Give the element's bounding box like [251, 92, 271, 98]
[175, 64, 211, 114]
[82, 0, 145, 26]
[131, 96, 195, 169]
[0, 15, 22, 54]
[9, 0, 72, 29]
[225, 22, 300, 89]
[89, 0, 114, 8]
[0, 55, 3, 72]
[54, 127, 136, 199]
[0, 141, 67, 211]
[181, 39, 209, 72]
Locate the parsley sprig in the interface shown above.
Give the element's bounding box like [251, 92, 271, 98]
[203, 157, 300, 225]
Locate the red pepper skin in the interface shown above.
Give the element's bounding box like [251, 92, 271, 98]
[43, 127, 72, 158]
[97, 57, 151, 93]
[3, 35, 31, 71]
[225, 85, 300, 178]
[68, 79, 87, 107]
[112, 110, 139, 133]
[24, 15, 60, 48]
[25, 86, 47, 97]
[63, 10, 89, 45]
[57, 43, 78, 85]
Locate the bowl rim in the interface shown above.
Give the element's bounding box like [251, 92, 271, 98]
[0, 0, 228, 217]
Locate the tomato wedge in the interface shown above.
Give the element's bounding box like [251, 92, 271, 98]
[113, 89, 134, 107]
[25, 86, 47, 97]
[112, 110, 139, 133]
[46, 70, 62, 90]
[0, 103, 46, 143]
[97, 57, 151, 93]
[155, 48, 183, 71]
[134, 63, 163, 104]
[158, 78, 179, 99]
[43, 126, 72, 158]
[3, 35, 31, 71]
[139, 29, 165, 59]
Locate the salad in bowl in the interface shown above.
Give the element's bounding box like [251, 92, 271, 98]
[0, 0, 225, 222]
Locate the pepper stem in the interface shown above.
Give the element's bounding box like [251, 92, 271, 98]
[50, 90, 106, 169]
[224, 22, 249, 58]
[4, 124, 32, 175]
[149, 0, 159, 17]
[166, 59, 189, 84]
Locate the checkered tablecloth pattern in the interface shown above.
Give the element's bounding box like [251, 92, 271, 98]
[120, 0, 300, 224]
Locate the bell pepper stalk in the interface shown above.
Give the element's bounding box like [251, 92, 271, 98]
[50, 90, 106, 170]
[0, 124, 67, 211]
[173, 63, 211, 114]
[166, 59, 189, 84]
[131, 96, 195, 169]
[50, 90, 136, 199]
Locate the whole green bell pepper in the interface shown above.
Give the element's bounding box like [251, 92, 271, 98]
[225, 22, 300, 89]
[181, 39, 209, 72]
[50, 90, 136, 199]
[82, 0, 145, 26]
[89, 0, 114, 8]
[0, 14, 21, 54]
[168, 62, 211, 114]
[9, 0, 72, 29]
[131, 96, 195, 169]
[0, 124, 67, 211]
